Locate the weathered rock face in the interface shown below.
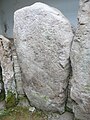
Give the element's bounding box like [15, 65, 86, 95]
[70, 0, 90, 119]
[0, 35, 29, 108]
[0, 35, 17, 108]
[14, 2, 73, 113]
[0, 35, 16, 95]
[11, 43, 24, 96]
[48, 112, 74, 120]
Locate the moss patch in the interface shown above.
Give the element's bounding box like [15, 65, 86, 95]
[5, 91, 17, 109]
[0, 106, 48, 120]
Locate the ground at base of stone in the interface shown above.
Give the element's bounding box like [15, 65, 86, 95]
[0, 106, 74, 120]
[0, 107, 47, 120]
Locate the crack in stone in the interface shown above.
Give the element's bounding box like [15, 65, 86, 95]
[84, 0, 90, 3]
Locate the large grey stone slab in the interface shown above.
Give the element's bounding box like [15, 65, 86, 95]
[70, 0, 90, 119]
[14, 2, 73, 113]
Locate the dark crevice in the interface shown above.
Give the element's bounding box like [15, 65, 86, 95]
[84, 0, 90, 3]
[23, 90, 31, 106]
[65, 58, 73, 112]
[0, 65, 5, 102]
[59, 63, 64, 69]
[65, 57, 77, 116]
[80, 23, 85, 25]
[65, 31, 75, 114]
[1, 41, 4, 49]
[4, 23, 7, 33]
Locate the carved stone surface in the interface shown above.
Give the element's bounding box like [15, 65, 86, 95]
[14, 2, 73, 113]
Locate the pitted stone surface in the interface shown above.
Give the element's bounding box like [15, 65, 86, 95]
[14, 2, 73, 113]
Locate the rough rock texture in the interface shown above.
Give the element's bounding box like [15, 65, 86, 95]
[14, 2, 73, 113]
[0, 35, 16, 96]
[11, 43, 24, 96]
[0, 66, 2, 93]
[70, 0, 90, 119]
[11, 42, 30, 107]
[0, 35, 29, 108]
[48, 112, 74, 120]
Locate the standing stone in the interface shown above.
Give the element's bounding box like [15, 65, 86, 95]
[0, 35, 17, 108]
[14, 2, 73, 113]
[70, 0, 90, 119]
